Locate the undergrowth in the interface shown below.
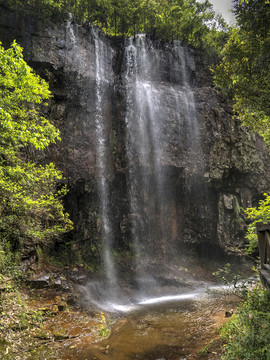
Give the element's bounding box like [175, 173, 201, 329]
[220, 286, 270, 359]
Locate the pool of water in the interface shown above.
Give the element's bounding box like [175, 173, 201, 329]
[61, 292, 239, 360]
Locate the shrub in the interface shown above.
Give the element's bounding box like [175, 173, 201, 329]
[220, 286, 270, 359]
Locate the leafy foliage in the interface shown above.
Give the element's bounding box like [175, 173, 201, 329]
[1, 0, 229, 51]
[213, 0, 270, 144]
[220, 286, 270, 359]
[0, 41, 72, 258]
[244, 193, 270, 254]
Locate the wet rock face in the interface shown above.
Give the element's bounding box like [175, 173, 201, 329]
[1, 5, 270, 262]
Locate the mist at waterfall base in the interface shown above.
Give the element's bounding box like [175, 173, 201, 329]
[67, 27, 219, 311]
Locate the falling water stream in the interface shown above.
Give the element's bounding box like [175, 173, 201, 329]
[110, 34, 203, 303]
[92, 28, 118, 298]
[124, 36, 167, 292]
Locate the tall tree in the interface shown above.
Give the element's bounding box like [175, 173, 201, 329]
[214, 0, 270, 143]
[0, 41, 72, 255]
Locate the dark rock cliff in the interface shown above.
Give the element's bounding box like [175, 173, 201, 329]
[1, 5, 269, 268]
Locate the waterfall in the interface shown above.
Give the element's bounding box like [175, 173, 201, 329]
[172, 41, 199, 150]
[124, 36, 167, 286]
[81, 33, 202, 307]
[92, 28, 117, 295]
[123, 35, 201, 297]
[66, 13, 76, 49]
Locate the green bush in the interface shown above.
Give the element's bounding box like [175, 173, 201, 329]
[221, 286, 270, 359]
[0, 242, 21, 278]
[0, 41, 73, 257]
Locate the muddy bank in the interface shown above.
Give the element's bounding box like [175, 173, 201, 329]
[0, 268, 113, 360]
